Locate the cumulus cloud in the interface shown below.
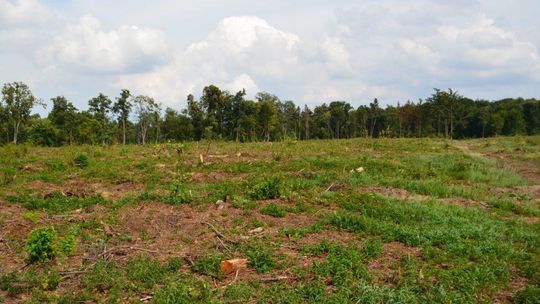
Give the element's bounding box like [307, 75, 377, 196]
[0, 0, 58, 46]
[118, 16, 301, 106]
[2, 0, 540, 111]
[0, 0, 54, 28]
[36, 15, 169, 74]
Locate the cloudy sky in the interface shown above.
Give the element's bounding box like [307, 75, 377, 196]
[1, 0, 540, 113]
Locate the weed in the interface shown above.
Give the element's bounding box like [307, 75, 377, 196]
[152, 277, 212, 304]
[192, 253, 225, 279]
[73, 153, 89, 168]
[361, 238, 383, 259]
[26, 227, 56, 263]
[260, 203, 287, 217]
[250, 177, 281, 200]
[243, 243, 276, 273]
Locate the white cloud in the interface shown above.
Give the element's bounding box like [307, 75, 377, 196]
[36, 15, 169, 74]
[0, 0, 54, 28]
[2, 0, 540, 112]
[118, 16, 301, 106]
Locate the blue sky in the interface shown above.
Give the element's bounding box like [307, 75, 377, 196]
[1, 0, 540, 114]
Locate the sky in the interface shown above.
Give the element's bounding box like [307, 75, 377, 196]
[1, 0, 540, 114]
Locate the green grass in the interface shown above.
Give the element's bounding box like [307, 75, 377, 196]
[0, 136, 539, 303]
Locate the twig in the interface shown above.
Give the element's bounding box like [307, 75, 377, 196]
[60, 270, 88, 276]
[325, 183, 335, 192]
[140, 295, 153, 302]
[260, 275, 291, 282]
[205, 222, 238, 244]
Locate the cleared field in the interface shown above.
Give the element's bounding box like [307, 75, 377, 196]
[0, 136, 539, 303]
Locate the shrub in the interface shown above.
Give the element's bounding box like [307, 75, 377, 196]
[26, 227, 56, 263]
[73, 153, 89, 168]
[250, 177, 281, 200]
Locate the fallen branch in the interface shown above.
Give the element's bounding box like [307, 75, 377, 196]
[205, 222, 238, 244]
[260, 275, 291, 282]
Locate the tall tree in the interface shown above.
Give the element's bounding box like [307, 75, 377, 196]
[134, 95, 160, 144]
[368, 98, 382, 138]
[1, 82, 43, 144]
[186, 94, 205, 140]
[112, 89, 132, 145]
[48, 96, 78, 145]
[88, 93, 113, 144]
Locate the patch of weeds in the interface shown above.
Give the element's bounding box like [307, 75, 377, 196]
[152, 277, 212, 304]
[57, 234, 76, 256]
[361, 238, 383, 259]
[192, 253, 225, 279]
[21, 211, 41, 224]
[0, 269, 60, 296]
[310, 241, 370, 287]
[73, 153, 89, 168]
[163, 182, 192, 205]
[250, 177, 281, 200]
[26, 227, 56, 263]
[13, 193, 106, 213]
[231, 196, 257, 210]
[1, 167, 16, 185]
[281, 223, 323, 238]
[45, 159, 67, 171]
[126, 255, 168, 290]
[83, 260, 124, 293]
[514, 286, 540, 304]
[260, 203, 287, 217]
[243, 243, 276, 273]
[223, 281, 254, 302]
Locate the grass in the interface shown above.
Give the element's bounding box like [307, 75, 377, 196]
[0, 136, 539, 303]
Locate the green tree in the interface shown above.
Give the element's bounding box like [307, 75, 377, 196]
[112, 89, 132, 145]
[162, 108, 193, 141]
[1, 82, 43, 144]
[368, 99, 382, 138]
[48, 96, 78, 145]
[134, 95, 160, 144]
[186, 94, 205, 140]
[28, 119, 60, 146]
[88, 93, 113, 144]
[256, 96, 279, 141]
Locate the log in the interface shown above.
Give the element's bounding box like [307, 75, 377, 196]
[220, 258, 248, 275]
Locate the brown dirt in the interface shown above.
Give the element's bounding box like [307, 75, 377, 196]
[27, 179, 141, 200]
[368, 241, 422, 285]
[0, 202, 33, 273]
[492, 276, 528, 304]
[18, 163, 46, 173]
[358, 186, 431, 201]
[514, 185, 540, 200]
[114, 200, 320, 264]
[189, 172, 247, 183]
[438, 197, 489, 209]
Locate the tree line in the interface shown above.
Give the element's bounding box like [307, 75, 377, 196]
[1, 82, 539, 146]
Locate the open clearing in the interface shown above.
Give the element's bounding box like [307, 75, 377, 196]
[0, 136, 539, 303]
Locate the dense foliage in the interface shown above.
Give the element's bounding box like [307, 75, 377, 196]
[1, 82, 539, 145]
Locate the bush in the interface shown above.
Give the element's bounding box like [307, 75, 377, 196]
[26, 227, 56, 263]
[73, 153, 89, 168]
[250, 177, 281, 200]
